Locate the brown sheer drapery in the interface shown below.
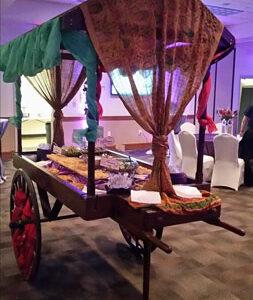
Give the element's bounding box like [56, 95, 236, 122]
[82, 0, 223, 197]
[26, 58, 86, 146]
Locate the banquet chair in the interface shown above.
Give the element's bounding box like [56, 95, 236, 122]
[180, 122, 196, 134]
[168, 130, 182, 173]
[145, 149, 170, 156]
[195, 121, 200, 134]
[214, 122, 222, 134]
[178, 131, 214, 181]
[211, 134, 244, 191]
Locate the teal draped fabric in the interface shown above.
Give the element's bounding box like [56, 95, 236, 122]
[0, 18, 98, 142]
[9, 79, 23, 129]
[0, 18, 61, 82]
[61, 30, 98, 142]
[0, 18, 61, 129]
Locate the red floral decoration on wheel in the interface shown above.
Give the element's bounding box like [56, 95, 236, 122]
[11, 189, 36, 280]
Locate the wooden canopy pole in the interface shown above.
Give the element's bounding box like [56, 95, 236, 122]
[195, 108, 206, 184]
[87, 142, 95, 196]
[17, 128, 22, 155]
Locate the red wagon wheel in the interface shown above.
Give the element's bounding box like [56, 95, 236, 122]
[9, 169, 41, 281]
[119, 225, 163, 254]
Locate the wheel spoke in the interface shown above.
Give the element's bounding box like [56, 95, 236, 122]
[17, 175, 22, 190]
[13, 182, 18, 195]
[24, 181, 28, 197]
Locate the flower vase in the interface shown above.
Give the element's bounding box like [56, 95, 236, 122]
[226, 119, 233, 135]
[221, 119, 227, 133]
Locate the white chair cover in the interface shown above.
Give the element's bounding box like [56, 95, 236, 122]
[180, 122, 196, 134]
[168, 130, 182, 173]
[214, 122, 222, 134]
[195, 122, 200, 134]
[178, 131, 214, 181]
[211, 134, 244, 190]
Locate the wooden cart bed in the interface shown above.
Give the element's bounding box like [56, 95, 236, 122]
[9, 153, 245, 300]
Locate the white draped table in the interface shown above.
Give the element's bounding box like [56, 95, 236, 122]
[0, 118, 9, 184]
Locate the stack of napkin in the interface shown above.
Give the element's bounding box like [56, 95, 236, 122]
[131, 185, 202, 204]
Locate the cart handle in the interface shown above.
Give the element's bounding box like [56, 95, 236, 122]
[143, 231, 172, 254]
[204, 218, 246, 236]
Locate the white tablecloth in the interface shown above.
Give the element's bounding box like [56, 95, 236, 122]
[0, 119, 9, 183]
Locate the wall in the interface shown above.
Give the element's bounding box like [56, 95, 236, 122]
[233, 41, 253, 111]
[0, 123, 15, 156]
[99, 74, 129, 116]
[207, 41, 253, 130]
[62, 73, 195, 149]
[212, 52, 235, 122]
[194, 42, 253, 128]
[62, 74, 149, 149]
[20, 77, 52, 119]
[0, 76, 14, 117]
[2, 38, 253, 152]
[99, 73, 195, 117]
[63, 117, 153, 150]
[200, 51, 236, 123]
[0, 21, 34, 155]
[0, 74, 16, 154]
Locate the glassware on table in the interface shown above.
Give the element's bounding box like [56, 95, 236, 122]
[226, 119, 233, 135]
[221, 118, 227, 133]
[107, 158, 139, 190]
[107, 172, 134, 189]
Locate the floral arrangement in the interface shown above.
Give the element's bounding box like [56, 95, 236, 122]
[217, 108, 237, 121]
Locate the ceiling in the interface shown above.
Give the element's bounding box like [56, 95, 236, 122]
[1, 0, 253, 44]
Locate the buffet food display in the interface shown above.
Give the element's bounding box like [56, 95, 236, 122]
[45, 148, 147, 192]
[43, 147, 222, 213]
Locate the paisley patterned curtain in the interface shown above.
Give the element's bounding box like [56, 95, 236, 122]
[81, 0, 223, 197]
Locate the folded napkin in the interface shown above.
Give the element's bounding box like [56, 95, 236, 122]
[36, 160, 50, 167]
[173, 185, 202, 198]
[82, 186, 105, 195]
[131, 190, 161, 204]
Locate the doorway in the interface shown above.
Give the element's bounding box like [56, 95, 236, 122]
[21, 77, 52, 152]
[238, 78, 253, 132]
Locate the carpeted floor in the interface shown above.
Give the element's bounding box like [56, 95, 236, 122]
[0, 159, 253, 300]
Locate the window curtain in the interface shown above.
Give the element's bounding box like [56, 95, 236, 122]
[26, 59, 86, 146]
[81, 0, 223, 197]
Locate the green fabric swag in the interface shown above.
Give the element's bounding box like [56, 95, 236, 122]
[0, 18, 61, 129]
[9, 79, 23, 129]
[0, 18, 61, 82]
[0, 19, 98, 142]
[61, 30, 98, 142]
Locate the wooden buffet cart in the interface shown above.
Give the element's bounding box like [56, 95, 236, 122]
[9, 150, 245, 300]
[1, 1, 245, 299]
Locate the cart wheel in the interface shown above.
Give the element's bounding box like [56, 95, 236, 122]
[119, 225, 163, 255]
[9, 169, 41, 281]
